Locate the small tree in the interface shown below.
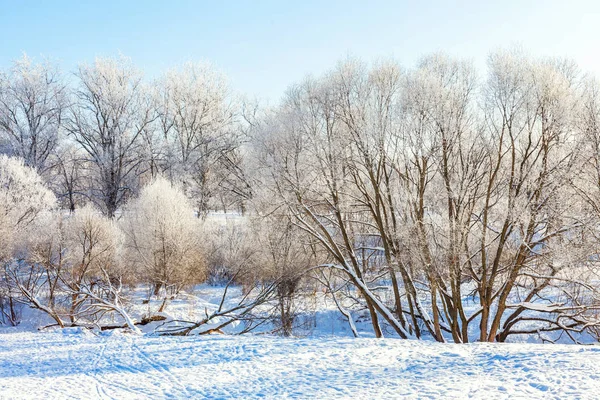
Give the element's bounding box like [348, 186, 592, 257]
[63, 204, 124, 324]
[252, 215, 316, 336]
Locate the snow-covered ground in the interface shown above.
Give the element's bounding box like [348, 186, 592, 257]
[1, 285, 598, 399]
[1, 329, 599, 399]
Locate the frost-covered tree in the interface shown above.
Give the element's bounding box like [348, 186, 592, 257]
[122, 176, 205, 310]
[254, 62, 409, 338]
[0, 55, 67, 173]
[66, 56, 154, 218]
[49, 142, 87, 212]
[155, 62, 240, 215]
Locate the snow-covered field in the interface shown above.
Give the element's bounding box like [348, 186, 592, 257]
[1, 329, 599, 399]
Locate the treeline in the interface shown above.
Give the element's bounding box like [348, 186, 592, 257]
[3, 50, 600, 342]
[0, 55, 252, 216]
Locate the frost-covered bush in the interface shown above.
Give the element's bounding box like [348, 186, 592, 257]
[122, 177, 206, 306]
[0, 155, 56, 259]
[0, 155, 57, 325]
[64, 204, 122, 281]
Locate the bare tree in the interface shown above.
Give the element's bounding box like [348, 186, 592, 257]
[50, 143, 87, 212]
[251, 215, 317, 336]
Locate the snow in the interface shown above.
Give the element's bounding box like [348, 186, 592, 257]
[1, 329, 599, 399]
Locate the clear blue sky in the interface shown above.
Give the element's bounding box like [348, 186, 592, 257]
[2, 0, 599, 102]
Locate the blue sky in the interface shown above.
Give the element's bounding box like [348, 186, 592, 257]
[1, 0, 599, 102]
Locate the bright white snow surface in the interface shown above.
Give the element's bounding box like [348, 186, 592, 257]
[1, 330, 599, 399]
